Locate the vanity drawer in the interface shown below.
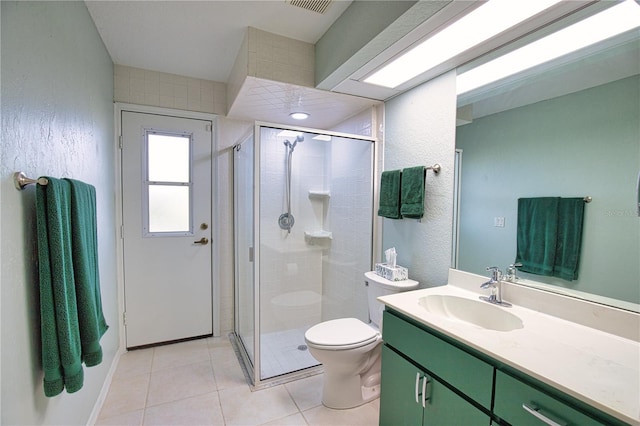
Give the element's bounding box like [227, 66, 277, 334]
[494, 370, 603, 426]
[382, 310, 493, 409]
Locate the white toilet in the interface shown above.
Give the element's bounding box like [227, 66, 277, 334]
[304, 271, 419, 409]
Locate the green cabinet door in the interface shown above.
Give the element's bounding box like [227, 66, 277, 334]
[383, 310, 494, 410]
[380, 345, 490, 426]
[380, 345, 425, 426]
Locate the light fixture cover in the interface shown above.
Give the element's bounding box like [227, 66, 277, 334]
[364, 0, 562, 89]
[290, 112, 310, 120]
[457, 0, 640, 95]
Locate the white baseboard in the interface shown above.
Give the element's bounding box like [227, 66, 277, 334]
[87, 347, 125, 425]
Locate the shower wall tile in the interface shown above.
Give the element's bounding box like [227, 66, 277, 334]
[330, 108, 375, 137]
[114, 65, 227, 115]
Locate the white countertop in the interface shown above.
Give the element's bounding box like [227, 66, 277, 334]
[379, 284, 640, 425]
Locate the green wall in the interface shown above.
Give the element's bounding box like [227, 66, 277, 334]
[456, 75, 640, 303]
[1, 2, 118, 423]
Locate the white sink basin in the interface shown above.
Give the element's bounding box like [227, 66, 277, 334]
[418, 295, 524, 332]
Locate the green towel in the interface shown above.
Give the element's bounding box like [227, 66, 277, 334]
[553, 198, 585, 281]
[515, 197, 560, 276]
[515, 197, 585, 281]
[378, 170, 402, 219]
[36, 177, 108, 397]
[36, 178, 84, 396]
[400, 166, 425, 219]
[65, 179, 108, 366]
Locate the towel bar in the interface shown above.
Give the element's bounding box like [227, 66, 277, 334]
[13, 172, 49, 190]
[426, 164, 441, 174]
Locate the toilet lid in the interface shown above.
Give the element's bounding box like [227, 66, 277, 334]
[305, 318, 379, 348]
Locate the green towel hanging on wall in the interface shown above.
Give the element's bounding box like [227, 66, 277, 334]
[65, 179, 109, 366]
[37, 178, 84, 396]
[36, 177, 108, 397]
[401, 166, 426, 219]
[378, 170, 402, 219]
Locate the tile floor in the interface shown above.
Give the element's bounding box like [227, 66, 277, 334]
[96, 337, 380, 425]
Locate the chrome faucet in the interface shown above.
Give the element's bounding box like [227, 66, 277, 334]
[505, 262, 522, 283]
[480, 266, 512, 307]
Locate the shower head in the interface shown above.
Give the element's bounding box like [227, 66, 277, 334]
[284, 135, 304, 152]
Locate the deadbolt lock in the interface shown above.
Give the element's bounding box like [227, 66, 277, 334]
[200, 223, 209, 230]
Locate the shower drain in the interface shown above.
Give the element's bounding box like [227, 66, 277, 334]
[297, 344, 308, 351]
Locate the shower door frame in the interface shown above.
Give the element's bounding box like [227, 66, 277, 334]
[234, 121, 378, 389]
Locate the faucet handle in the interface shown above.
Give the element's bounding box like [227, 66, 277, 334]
[486, 266, 502, 280]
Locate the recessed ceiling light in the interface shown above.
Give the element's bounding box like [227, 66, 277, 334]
[364, 0, 563, 89]
[290, 112, 310, 120]
[456, 0, 640, 95]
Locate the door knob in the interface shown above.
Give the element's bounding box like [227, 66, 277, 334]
[194, 237, 209, 245]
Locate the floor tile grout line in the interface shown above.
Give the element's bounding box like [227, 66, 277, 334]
[141, 347, 155, 425]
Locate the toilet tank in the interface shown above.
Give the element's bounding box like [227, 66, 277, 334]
[364, 271, 419, 328]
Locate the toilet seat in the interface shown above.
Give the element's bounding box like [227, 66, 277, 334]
[305, 318, 380, 350]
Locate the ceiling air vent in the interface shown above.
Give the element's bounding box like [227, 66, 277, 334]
[286, 0, 333, 14]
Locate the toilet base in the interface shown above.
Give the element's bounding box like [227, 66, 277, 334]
[321, 370, 381, 410]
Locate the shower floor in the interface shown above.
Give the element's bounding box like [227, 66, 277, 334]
[260, 326, 320, 380]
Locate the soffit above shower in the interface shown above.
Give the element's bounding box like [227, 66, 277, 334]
[227, 76, 380, 129]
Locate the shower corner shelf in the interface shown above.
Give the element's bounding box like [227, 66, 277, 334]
[308, 190, 331, 199]
[304, 230, 332, 240]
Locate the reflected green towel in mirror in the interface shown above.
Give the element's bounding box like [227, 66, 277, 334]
[516, 197, 559, 276]
[516, 197, 584, 281]
[554, 198, 585, 281]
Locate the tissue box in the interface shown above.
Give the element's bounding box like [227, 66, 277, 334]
[375, 263, 408, 281]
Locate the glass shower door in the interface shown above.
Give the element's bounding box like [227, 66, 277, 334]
[234, 134, 256, 368]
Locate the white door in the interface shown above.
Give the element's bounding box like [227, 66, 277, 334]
[121, 111, 213, 348]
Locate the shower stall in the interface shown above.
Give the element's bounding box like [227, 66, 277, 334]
[233, 123, 376, 387]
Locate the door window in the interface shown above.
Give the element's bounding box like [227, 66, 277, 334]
[144, 130, 192, 235]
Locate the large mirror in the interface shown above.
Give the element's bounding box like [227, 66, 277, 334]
[454, 14, 639, 311]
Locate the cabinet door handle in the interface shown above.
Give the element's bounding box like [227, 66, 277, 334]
[522, 404, 567, 426]
[421, 375, 431, 408]
[415, 372, 421, 404]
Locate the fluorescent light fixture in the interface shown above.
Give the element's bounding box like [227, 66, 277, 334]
[289, 112, 309, 120]
[364, 0, 562, 88]
[457, 0, 640, 95]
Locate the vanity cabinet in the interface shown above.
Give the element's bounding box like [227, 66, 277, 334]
[380, 308, 629, 426]
[494, 371, 602, 426]
[380, 310, 492, 425]
[379, 345, 490, 425]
